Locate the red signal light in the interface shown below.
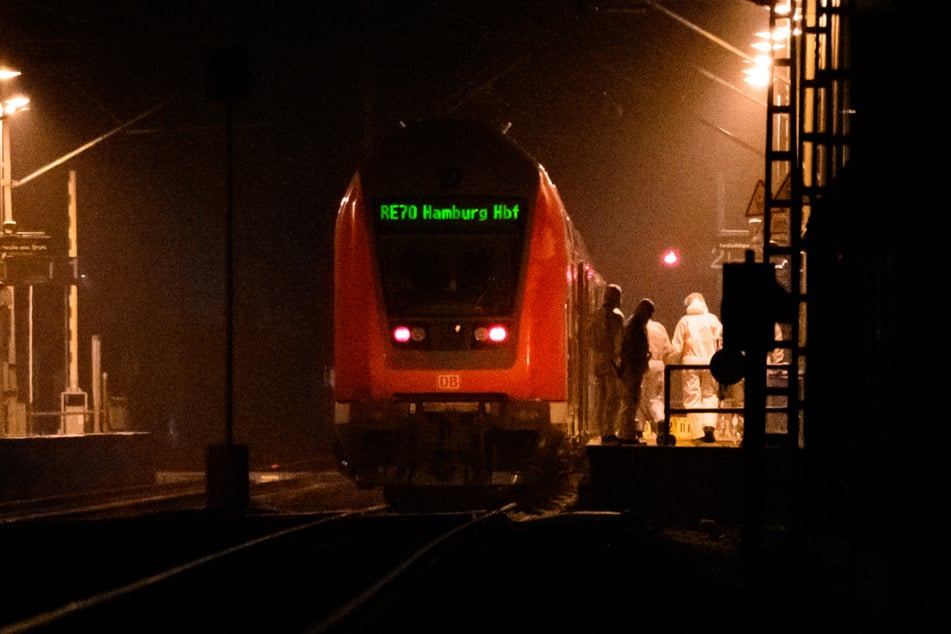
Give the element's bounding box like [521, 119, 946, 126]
[662, 248, 680, 267]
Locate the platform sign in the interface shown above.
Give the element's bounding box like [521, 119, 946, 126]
[0, 232, 50, 255]
[0, 232, 53, 285]
[711, 230, 753, 269]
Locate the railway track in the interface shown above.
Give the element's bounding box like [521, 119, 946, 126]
[0, 503, 539, 633]
[0, 464, 823, 631]
[0, 467, 385, 523]
[0, 479, 207, 523]
[0, 462, 598, 633]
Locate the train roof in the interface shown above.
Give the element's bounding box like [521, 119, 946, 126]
[360, 119, 541, 197]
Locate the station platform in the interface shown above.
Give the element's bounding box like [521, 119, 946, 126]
[578, 430, 800, 528]
[0, 432, 162, 502]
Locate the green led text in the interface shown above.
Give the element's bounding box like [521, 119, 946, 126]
[379, 203, 519, 222]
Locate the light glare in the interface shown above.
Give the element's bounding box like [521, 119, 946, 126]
[1, 96, 29, 116]
[488, 325, 508, 342]
[662, 249, 680, 267]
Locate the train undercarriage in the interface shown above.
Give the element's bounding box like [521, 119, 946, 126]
[333, 399, 573, 508]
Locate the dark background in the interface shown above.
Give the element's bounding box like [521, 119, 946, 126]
[1, 1, 770, 468]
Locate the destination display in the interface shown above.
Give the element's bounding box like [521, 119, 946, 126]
[370, 198, 525, 233]
[379, 202, 520, 222]
[373, 199, 526, 234]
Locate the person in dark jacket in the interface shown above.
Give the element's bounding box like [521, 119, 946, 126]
[616, 298, 654, 444]
[587, 284, 624, 443]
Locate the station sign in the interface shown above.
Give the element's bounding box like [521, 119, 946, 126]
[0, 232, 50, 255]
[711, 229, 753, 269]
[0, 232, 54, 285]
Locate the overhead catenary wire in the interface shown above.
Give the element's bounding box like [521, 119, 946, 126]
[13, 100, 171, 189]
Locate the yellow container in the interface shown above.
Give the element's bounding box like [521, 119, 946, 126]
[670, 415, 693, 442]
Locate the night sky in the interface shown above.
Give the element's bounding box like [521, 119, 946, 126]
[0, 1, 768, 468]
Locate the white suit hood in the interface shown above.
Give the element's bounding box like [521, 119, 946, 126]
[685, 293, 707, 315]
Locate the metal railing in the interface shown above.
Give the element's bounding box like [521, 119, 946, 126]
[663, 363, 796, 445]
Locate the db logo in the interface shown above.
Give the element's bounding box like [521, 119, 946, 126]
[437, 374, 460, 390]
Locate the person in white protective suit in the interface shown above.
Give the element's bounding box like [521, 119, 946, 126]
[638, 299, 674, 438]
[667, 292, 723, 443]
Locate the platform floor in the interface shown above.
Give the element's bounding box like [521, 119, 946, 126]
[580, 427, 798, 526]
[0, 432, 161, 502]
[591, 418, 745, 448]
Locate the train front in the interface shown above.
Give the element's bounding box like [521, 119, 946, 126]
[333, 120, 575, 499]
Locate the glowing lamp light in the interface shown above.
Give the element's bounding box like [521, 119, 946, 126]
[743, 52, 773, 87]
[1, 96, 29, 116]
[662, 248, 680, 267]
[487, 325, 508, 342]
[474, 324, 508, 343]
[392, 326, 426, 343]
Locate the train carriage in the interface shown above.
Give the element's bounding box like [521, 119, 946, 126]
[332, 119, 604, 502]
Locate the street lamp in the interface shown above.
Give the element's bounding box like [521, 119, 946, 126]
[1, 96, 30, 227]
[1, 70, 30, 229]
[0, 69, 29, 436]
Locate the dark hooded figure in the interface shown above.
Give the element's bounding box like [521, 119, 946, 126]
[587, 284, 624, 443]
[616, 298, 654, 443]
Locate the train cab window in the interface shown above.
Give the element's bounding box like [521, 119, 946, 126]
[379, 235, 519, 317]
[373, 198, 525, 318]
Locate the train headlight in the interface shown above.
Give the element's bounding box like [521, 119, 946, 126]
[393, 325, 412, 343]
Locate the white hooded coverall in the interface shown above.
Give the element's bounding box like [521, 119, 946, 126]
[668, 293, 723, 439]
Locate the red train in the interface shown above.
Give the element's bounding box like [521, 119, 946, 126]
[332, 119, 605, 503]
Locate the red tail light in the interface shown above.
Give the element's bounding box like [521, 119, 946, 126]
[475, 324, 508, 343]
[393, 326, 412, 343]
[393, 325, 426, 344]
[488, 325, 508, 342]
